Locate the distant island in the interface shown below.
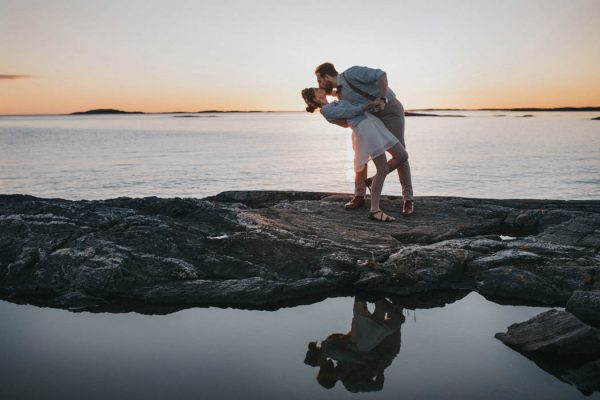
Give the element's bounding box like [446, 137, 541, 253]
[61, 107, 600, 117]
[69, 109, 273, 115]
[483, 107, 600, 112]
[197, 110, 273, 113]
[405, 111, 464, 117]
[68, 108, 463, 117]
[71, 109, 144, 115]
[173, 115, 220, 118]
[413, 107, 600, 112]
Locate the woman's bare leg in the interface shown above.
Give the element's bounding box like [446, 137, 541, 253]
[370, 153, 389, 213]
[386, 142, 408, 174]
[366, 143, 408, 189]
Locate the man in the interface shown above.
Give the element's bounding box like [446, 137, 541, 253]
[315, 62, 414, 216]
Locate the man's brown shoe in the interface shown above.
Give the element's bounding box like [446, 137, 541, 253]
[402, 200, 415, 216]
[344, 196, 365, 210]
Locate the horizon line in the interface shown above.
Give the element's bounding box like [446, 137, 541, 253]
[2, 106, 600, 117]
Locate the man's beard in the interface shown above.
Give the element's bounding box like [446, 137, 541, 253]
[323, 80, 335, 95]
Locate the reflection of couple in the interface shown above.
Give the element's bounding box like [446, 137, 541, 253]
[302, 62, 414, 222]
[304, 298, 405, 393]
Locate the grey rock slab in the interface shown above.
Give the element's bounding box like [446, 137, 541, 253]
[1, 192, 600, 310]
[496, 309, 600, 395]
[495, 309, 600, 356]
[567, 291, 600, 323]
[475, 267, 566, 305]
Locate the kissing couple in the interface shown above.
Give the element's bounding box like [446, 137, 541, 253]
[302, 62, 414, 222]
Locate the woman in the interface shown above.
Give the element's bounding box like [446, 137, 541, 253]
[301, 87, 408, 222]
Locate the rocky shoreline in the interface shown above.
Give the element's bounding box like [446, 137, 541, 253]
[1, 191, 598, 313]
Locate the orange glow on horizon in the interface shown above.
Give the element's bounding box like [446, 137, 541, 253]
[2, 1, 599, 115]
[2, 73, 599, 115]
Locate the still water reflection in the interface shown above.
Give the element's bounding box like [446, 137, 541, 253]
[305, 298, 404, 393]
[0, 292, 598, 400]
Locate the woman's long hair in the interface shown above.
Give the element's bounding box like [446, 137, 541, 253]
[301, 88, 320, 113]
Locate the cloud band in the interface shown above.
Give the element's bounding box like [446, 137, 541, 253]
[0, 74, 31, 80]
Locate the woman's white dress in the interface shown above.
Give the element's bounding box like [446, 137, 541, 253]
[352, 113, 399, 172]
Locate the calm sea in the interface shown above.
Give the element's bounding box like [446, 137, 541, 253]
[1, 111, 599, 200]
[1, 112, 600, 399]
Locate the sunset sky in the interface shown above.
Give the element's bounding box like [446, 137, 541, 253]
[1, 0, 599, 115]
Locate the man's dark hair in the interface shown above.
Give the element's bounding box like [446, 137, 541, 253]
[315, 62, 338, 77]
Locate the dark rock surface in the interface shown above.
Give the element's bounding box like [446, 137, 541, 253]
[495, 310, 600, 395]
[495, 309, 600, 356]
[1, 191, 599, 310]
[567, 291, 600, 324]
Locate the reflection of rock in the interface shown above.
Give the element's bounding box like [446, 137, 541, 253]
[1, 192, 599, 311]
[591, 116, 600, 121]
[566, 291, 600, 324]
[495, 310, 600, 395]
